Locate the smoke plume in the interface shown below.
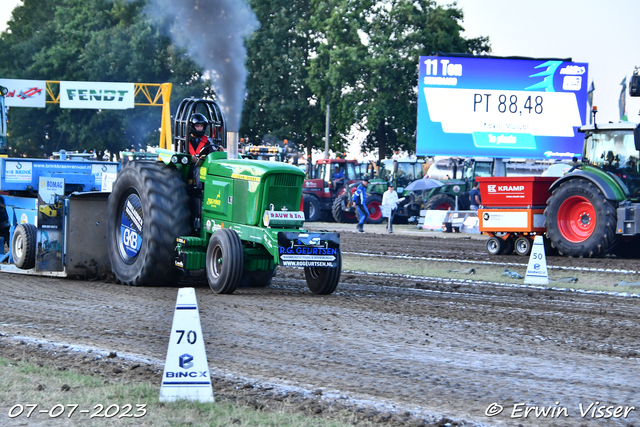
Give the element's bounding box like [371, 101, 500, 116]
[146, 0, 259, 130]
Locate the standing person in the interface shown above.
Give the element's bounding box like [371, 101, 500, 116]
[382, 183, 399, 234]
[353, 177, 369, 233]
[469, 181, 481, 210]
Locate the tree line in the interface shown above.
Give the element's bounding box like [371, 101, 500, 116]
[0, 0, 489, 159]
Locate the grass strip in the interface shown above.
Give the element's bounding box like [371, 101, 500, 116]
[342, 254, 640, 294]
[0, 357, 358, 427]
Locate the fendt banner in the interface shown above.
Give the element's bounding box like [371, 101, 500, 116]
[0, 79, 47, 108]
[0, 79, 136, 110]
[60, 81, 135, 109]
[416, 56, 589, 160]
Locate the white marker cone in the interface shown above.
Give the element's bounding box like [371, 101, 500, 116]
[524, 235, 549, 285]
[159, 288, 214, 403]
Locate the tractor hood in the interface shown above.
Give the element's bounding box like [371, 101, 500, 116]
[205, 157, 306, 181]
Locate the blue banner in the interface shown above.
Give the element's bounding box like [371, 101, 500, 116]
[416, 56, 589, 160]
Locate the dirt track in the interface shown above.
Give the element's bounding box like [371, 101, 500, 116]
[1, 226, 640, 426]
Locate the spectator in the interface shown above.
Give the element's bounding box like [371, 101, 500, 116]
[382, 183, 399, 234]
[469, 181, 481, 210]
[353, 177, 369, 233]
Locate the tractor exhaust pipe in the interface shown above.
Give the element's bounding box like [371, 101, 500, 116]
[227, 131, 239, 159]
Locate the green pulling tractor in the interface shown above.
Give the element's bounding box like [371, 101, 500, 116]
[107, 99, 341, 294]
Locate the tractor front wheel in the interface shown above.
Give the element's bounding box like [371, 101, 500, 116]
[544, 179, 617, 257]
[206, 229, 244, 294]
[304, 250, 342, 295]
[303, 195, 322, 222]
[107, 161, 190, 286]
[332, 194, 357, 223]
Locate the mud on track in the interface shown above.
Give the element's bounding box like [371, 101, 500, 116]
[1, 227, 640, 426]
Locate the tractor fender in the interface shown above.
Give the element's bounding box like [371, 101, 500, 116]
[548, 171, 622, 202]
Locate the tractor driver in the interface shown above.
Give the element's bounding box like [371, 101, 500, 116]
[332, 165, 345, 190]
[188, 113, 221, 161]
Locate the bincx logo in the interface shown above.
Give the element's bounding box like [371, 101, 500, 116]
[487, 185, 496, 193]
[179, 353, 194, 369]
[165, 371, 208, 378]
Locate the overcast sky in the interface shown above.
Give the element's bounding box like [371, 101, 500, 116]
[0, 1, 18, 34]
[2, 0, 639, 125]
[436, 0, 640, 124]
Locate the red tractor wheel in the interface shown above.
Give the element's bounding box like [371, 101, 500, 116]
[364, 195, 384, 224]
[424, 194, 456, 210]
[556, 196, 597, 243]
[332, 194, 357, 223]
[544, 179, 617, 257]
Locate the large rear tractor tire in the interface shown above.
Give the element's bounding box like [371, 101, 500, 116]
[303, 195, 322, 222]
[544, 179, 617, 257]
[332, 194, 357, 223]
[304, 250, 342, 295]
[424, 194, 456, 210]
[107, 161, 191, 286]
[206, 228, 244, 294]
[12, 223, 36, 269]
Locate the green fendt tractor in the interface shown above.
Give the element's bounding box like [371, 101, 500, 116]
[543, 67, 640, 257]
[544, 116, 640, 257]
[107, 99, 341, 294]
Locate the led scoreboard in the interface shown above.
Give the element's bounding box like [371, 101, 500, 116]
[416, 56, 589, 160]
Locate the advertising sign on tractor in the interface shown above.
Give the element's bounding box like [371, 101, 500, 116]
[416, 56, 589, 160]
[277, 232, 340, 268]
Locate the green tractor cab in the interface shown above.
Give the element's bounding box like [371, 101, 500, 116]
[107, 98, 341, 294]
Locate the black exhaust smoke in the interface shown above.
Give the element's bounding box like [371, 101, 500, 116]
[145, 0, 259, 132]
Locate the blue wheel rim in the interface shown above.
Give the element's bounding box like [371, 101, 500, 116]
[118, 192, 144, 263]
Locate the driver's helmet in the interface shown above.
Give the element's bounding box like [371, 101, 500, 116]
[189, 113, 208, 137]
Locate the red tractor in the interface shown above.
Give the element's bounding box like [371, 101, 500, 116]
[302, 159, 361, 222]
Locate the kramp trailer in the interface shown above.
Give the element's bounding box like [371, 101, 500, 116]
[477, 176, 557, 256]
[0, 157, 120, 277]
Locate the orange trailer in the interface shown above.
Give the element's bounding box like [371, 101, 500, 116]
[476, 177, 557, 256]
